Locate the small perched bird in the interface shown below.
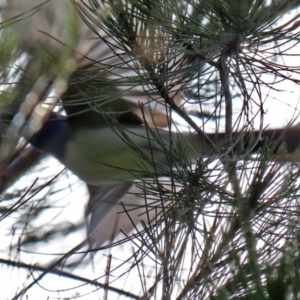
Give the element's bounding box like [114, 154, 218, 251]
[16, 93, 300, 241]
[28, 113, 210, 185]
[21, 97, 212, 235]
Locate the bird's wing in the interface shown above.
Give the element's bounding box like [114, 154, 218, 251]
[88, 184, 162, 247]
[86, 182, 132, 244]
[61, 71, 144, 128]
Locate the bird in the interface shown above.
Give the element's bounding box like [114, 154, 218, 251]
[9, 88, 300, 244]
[19, 96, 213, 236]
[3, 56, 300, 244]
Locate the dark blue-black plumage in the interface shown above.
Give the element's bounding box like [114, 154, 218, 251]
[29, 115, 69, 161]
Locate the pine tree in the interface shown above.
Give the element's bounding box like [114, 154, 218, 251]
[1, 1, 300, 299]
